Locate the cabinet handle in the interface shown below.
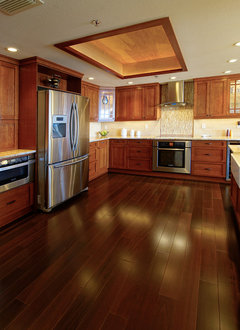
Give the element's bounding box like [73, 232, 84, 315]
[136, 163, 141, 165]
[6, 200, 16, 205]
[204, 168, 211, 171]
[204, 153, 211, 156]
[137, 150, 141, 153]
[205, 142, 212, 145]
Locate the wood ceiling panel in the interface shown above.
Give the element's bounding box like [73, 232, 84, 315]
[55, 17, 187, 79]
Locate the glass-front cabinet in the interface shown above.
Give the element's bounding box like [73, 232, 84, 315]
[229, 79, 240, 115]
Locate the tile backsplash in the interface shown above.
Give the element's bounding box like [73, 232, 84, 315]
[194, 118, 240, 137]
[160, 108, 193, 136]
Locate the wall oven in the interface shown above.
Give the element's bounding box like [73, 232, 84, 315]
[0, 154, 35, 193]
[152, 140, 192, 174]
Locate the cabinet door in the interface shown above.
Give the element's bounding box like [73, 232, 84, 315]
[143, 84, 160, 120]
[96, 141, 108, 175]
[115, 87, 142, 121]
[209, 79, 227, 117]
[109, 144, 126, 169]
[0, 61, 18, 120]
[82, 82, 99, 122]
[194, 81, 209, 118]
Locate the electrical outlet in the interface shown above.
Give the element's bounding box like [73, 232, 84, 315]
[202, 123, 206, 129]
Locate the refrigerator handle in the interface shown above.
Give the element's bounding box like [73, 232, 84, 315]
[74, 103, 79, 150]
[70, 103, 74, 150]
[53, 155, 88, 168]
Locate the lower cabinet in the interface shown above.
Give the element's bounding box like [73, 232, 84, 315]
[109, 139, 152, 171]
[89, 140, 109, 181]
[0, 183, 34, 228]
[231, 176, 240, 229]
[191, 140, 227, 178]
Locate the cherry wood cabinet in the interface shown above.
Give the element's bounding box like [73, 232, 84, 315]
[115, 83, 160, 121]
[19, 57, 83, 149]
[191, 140, 227, 178]
[0, 55, 19, 151]
[109, 139, 127, 169]
[194, 78, 228, 118]
[89, 140, 109, 181]
[0, 183, 34, 228]
[81, 81, 99, 122]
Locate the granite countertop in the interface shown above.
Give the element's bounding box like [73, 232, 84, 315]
[0, 149, 36, 161]
[90, 136, 240, 142]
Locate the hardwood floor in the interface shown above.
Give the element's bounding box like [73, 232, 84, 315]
[0, 174, 240, 330]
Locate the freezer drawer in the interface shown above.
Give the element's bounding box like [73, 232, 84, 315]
[47, 155, 88, 210]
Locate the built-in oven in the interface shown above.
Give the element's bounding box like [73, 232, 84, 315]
[0, 154, 35, 193]
[152, 140, 192, 174]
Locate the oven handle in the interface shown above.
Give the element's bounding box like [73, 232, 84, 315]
[155, 148, 185, 151]
[0, 160, 35, 172]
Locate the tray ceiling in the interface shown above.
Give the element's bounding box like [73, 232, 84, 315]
[55, 18, 187, 79]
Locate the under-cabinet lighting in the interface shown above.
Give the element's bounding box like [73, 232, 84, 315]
[228, 59, 238, 63]
[7, 47, 18, 52]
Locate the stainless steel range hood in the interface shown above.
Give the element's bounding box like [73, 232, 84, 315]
[161, 81, 186, 106]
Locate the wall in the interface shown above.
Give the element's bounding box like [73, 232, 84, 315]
[194, 118, 240, 137]
[89, 122, 101, 138]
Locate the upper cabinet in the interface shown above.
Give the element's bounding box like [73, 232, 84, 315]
[81, 81, 99, 122]
[194, 77, 228, 118]
[228, 77, 240, 116]
[0, 57, 18, 120]
[19, 57, 83, 149]
[115, 83, 160, 121]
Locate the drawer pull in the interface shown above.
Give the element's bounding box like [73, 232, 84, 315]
[204, 168, 211, 171]
[205, 143, 212, 145]
[6, 200, 16, 205]
[136, 163, 141, 165]
[204, 153, 211, 156]
[137, 151, 141, 153]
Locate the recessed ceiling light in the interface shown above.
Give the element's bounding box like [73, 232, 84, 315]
[224, 70, 232, 74]
[228, 59, 238, 63]
[7, 47, 18, 52]
[234, 42, 240, 47]
[88, 77, 94, 80]
[170, 76, 176, 80]
[128, 81, 133, 85]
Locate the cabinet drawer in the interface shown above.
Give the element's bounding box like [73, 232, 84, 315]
[127, 159, 152, 171]
[128, 139, 152, 146]
[192, 140, 226, 148]
[191, 162, 226, 177]
[89, 148, 97, 163]
[97, 140, 108, 148]
[128, 147, 152, 159]
[89, 142, 98, 149]
[0, 184, 30, 219]
[110, 139, 127, 145]
[192, 148, 226, 162]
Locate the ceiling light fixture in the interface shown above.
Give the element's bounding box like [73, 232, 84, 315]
[234, 42, 240, 47]
[91, 19, 101, 27]
[170, 76, 176, 80]
[128, 81, 133, 85]
[228, 59, 238, 63]
[7, 47, 18, 52]
[224, 70, 232, 74]
[88, 77, 94, 80]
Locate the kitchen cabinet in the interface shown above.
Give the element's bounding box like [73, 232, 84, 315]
[81, 81, 99, 122]
[19, 57, 83, 149]
[231, 176, 240, 229]
[115, 83, 160, 121]
[194, 78, 228, 118]
[0, 183, 34, 228]
[89, 140, 109, 181]
[127, 140, 152, 171]
[109, 139, 127, 169]
[191, 140, 227, 178]
[0, 55, 19, 151]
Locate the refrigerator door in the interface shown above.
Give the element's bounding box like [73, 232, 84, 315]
[74, 95, 90, 158]
[47, 155, 88, 210]
[48, 90, 75, 164]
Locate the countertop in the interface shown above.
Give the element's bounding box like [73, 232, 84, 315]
[0, 149, 36, 161]
[90, 136, 240, 142]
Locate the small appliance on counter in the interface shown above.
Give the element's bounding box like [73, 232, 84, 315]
[130, 129, 135, 137]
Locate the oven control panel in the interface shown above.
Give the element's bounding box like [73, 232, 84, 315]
[0, 156, 28, 168]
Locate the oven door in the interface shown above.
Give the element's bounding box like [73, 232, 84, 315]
[153, 147, 191, 174]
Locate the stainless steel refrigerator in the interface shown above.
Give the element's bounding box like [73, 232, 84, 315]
[37, 89, 89, 212]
